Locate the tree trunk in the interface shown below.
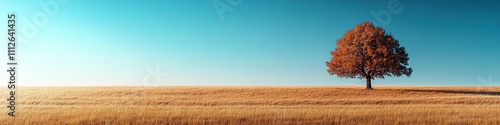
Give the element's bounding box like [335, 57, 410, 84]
[366, 77, 373, 90]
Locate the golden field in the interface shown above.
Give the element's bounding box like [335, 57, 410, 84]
[1, 86, 500, 124]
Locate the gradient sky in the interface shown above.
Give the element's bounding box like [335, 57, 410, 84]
[1, 0, 499, 86]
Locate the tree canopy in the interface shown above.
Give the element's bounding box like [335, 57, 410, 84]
[326, 22, 412, 90]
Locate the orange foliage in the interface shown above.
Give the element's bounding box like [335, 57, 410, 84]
[326, 22, 412, 89]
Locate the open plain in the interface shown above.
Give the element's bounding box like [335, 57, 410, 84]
[1, 86, 500, 124]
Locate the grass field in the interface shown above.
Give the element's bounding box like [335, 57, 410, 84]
[1, 86, 500, 124]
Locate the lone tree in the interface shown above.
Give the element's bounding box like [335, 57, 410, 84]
[326, 22, 412, 90]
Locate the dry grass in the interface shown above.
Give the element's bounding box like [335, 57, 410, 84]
[1, 86, 500, 124]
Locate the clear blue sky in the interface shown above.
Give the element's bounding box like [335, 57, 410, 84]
[1, 0, 499, 86]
